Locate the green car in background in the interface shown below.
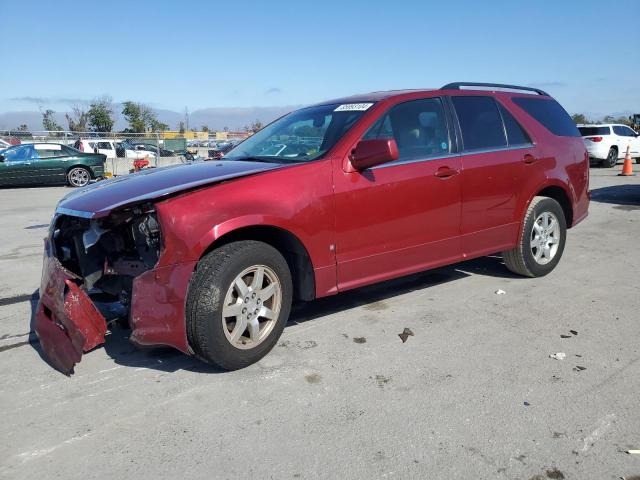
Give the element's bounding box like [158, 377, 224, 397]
[0, 143, 105, 187]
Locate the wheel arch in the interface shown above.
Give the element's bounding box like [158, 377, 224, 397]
[198, 224, 316, 302]
[531, 183, 574, 227]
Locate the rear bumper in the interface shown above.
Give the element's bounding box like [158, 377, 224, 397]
[585, 143, 609, 160]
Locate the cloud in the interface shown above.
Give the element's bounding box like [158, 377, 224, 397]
[9, 96, 89, 106]
[58, 97, 89, 105]
[527, 81, 567, 88]
[265, 87, 282, 94]
[10, 96, 49, 104]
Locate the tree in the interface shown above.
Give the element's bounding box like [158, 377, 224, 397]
[42, 109, 63, 132]
[87, 96, 114, 132]
[121, 101, 147, 133]
[66, 106, 88, 132]
[16, 124, 29, 131]
[122, 101, 167, 133]
[201, 125, 209, 132]
[244, 119, 263, 133]
[151, 119, 169, 132]
[571, 113, 588, 124]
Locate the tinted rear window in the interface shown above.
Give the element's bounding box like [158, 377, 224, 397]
[578, 126, 610, 136]
[451, 96, 507, 150]
[512, 98, 580, 137]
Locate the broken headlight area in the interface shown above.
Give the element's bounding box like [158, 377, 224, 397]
[51, 203, 162, 326]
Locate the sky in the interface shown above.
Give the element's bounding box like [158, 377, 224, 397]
[1, 0, 639, 124]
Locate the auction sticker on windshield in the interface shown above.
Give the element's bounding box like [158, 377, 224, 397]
[334, 103, 374, 112]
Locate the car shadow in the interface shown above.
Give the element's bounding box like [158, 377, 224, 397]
[590, 184, 640, 209]
[28, 255, 515, 375]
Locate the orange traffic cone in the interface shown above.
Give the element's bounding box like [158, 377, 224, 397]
[619, 145, 634, 176]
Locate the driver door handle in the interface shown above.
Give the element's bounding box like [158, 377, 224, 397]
[522, 154, 538, 164]
[434, 166, 459, 178]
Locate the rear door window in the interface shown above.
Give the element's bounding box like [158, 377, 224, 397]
[497, 103, 531, 146]
[451, 96, 507, 151]
[512, 97, 580, 137]
[363, 97, 451, 162]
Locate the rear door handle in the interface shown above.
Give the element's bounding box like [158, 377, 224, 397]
[522, 154, 537, 164]
[434, 166, 459, 178]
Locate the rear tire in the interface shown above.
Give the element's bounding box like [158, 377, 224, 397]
[67, 166, 91, 187]
[604, 147, 618, 168]
[502, 197, 567, 277]
[186, 240, 293, 370]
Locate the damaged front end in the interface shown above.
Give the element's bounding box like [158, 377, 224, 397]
[35, 204, 162, 374]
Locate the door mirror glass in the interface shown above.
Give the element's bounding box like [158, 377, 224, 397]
[350, 138, 399, 171]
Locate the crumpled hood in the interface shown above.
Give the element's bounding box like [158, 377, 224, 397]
[56, 160, 282, 218]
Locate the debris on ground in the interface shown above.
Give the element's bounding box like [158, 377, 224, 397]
[549, 352, 566, 360]
[398, 328, 414, 343]
[374, 374, 391, 387]
[570, 330, 578, 335]
[353, 337, 366, 344]
[524, 401, 530, 406]
[573, 366, 587, 372]
[560, 334, 572, 338]
[545, 468, 565, 479]
[495, 289, 506, 295]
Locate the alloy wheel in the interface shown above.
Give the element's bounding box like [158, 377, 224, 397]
[69, 168, 90, 187]
[221, 265, 282, 349]
[530, 211, 560, 265]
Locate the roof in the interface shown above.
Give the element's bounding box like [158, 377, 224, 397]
[311, 84, 550, 108]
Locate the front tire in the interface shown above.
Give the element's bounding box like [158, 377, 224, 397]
[67, 167, 91, 187]
[604, 147, 618, 168]
[186, 240, 293, 370]
[502, 197, 567, 277]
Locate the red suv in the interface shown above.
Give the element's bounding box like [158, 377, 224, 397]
[35, 83, 589, 373]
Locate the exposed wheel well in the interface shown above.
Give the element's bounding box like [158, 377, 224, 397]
[200, 225, 316, 301]
[536, 186, 573, 227]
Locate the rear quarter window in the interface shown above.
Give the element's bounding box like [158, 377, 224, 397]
[512, 98, 580, 137]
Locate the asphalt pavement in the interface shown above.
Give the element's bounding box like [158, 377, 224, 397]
[0, 167, 639, 480]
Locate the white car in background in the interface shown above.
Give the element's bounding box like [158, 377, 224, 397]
[73, 139, 156, 160]
[578, 124, 640, 167]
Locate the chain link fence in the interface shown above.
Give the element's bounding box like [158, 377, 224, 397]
[0, 129, 250, 176]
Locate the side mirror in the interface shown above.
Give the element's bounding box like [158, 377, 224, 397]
[349, 138, 399, 171]
[0, 155, 4, 162]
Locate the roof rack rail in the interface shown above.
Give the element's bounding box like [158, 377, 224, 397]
[441, 82, 549, 96]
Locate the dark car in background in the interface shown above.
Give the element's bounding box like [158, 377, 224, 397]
[207, 141, 235, 159]
[0, 143, 105, 187]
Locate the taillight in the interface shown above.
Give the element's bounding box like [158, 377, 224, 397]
[586, 137, 603, 142]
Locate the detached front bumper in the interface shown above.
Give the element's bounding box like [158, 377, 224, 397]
[34, 249, 107, 374]
[34, 234, 196, 374]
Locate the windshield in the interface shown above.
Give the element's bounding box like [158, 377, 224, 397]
[225, 102, 373, 163]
